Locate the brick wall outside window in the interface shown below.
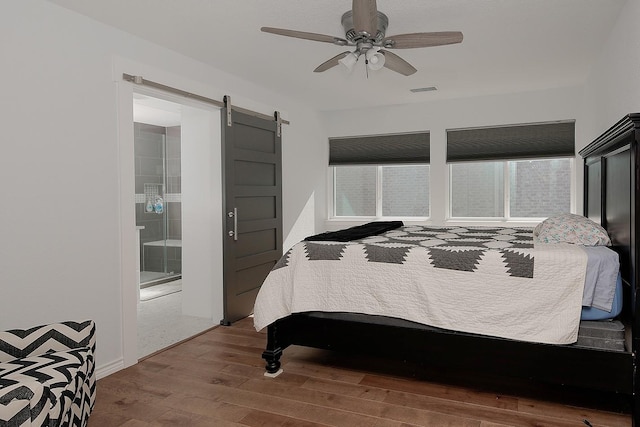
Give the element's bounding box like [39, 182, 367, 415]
[382, 166, 429, 217]
[450, 159, 571, 218]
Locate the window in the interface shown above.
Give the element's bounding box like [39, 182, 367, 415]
[382, 165, 430, 216]
[450, 158, 572, 219]
[334, 164, 430, 217]
[447, 121, 575, 220]
[509, 158, 571, 217]
[330, 132, 430, 219]
[450, 161, 504, 218]
[334, 165, 376, 216]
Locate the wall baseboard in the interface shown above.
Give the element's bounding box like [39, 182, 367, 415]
[96, 358, 125, 380]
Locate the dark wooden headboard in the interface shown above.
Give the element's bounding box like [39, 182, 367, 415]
[579, 113, 640, 320]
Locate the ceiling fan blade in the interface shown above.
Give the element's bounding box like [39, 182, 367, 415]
[384, 31, 463, 49]
[352, 0, 378, 36]
[314, 52, 351, 72]
[261, 27, 347, 45]
[380, 50, 417, 76]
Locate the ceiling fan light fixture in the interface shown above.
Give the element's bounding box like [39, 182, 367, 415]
[365, 47, 385, 71]
[338, 52, 359, 71]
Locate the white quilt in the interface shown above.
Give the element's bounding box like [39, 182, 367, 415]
[253, 226, 588, 345]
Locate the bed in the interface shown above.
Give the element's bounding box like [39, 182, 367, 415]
[254, 113, 640, 423]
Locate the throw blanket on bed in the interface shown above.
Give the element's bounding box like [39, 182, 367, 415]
[254, 225, 588, 345]
[304, 221, 404, 242]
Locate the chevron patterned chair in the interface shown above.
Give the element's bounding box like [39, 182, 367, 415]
[0, 320, 95, 427]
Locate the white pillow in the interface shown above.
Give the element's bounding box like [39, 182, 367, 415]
[533, 213, 611, 246]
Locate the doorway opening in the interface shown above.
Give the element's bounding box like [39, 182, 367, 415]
[133, 93, 218, 358]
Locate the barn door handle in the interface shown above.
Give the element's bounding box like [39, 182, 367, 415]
[227, 208, 238, 241]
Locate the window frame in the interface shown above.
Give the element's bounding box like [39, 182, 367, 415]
[447, 157, 575, 222]
[330, 164, 431, 221]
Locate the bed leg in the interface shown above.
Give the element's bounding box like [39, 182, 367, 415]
[262, 347, 282, 376]
[634, 351, 640, 427]
[262, 322, 284, 377]
[634, 368, 640, 427]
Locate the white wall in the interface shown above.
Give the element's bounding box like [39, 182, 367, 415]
[0, 0, 325, 375]
[321, 86, 584, 227]
[581, 0, 640, 142]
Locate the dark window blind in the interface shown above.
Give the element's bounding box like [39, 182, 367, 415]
[329, 132, 430, 165]
[447, 121, 575, 162]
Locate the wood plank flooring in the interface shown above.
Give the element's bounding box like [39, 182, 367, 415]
[89, 317, 632, 426]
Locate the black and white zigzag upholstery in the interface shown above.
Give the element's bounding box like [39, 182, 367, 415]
[0, 320, 95, 427]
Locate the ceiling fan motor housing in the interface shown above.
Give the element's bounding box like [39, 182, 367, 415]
[341, 10, 389, 43]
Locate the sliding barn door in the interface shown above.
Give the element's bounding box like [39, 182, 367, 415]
[221, 105, 283, 325]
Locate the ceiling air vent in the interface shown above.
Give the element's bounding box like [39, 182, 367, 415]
[410, 87, 437, 93]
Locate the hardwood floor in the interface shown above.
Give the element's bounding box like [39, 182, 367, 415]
[89, 317, 631, 426]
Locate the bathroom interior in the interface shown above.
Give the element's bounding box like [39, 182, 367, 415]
[133, 94, 216, 358]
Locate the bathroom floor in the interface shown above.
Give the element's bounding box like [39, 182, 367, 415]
[140, 271, 179, 286]
[137, 283, 217, 358]
[140, 280, 182, 301]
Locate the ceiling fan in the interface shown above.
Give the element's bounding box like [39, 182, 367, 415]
[261, 0, 463, 76]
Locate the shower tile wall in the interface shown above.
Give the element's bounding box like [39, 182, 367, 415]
[134, 123, 182, 277]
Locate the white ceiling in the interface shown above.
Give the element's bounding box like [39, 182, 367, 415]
[49, 0, 626, 112]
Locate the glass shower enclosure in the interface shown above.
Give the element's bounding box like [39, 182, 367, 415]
[134, 122, 182, 287]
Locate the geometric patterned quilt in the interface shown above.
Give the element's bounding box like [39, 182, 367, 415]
[276, 225, 535, 278]
[256, 226, 589, 344]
